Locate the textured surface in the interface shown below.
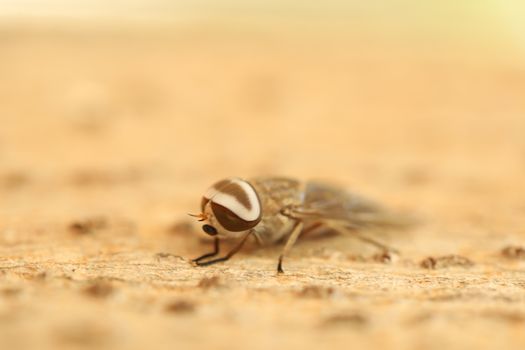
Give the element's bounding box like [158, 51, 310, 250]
[1, 7, 525, 349]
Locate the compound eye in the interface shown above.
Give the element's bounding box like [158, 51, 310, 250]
[202, 224, 218, 236]
[201, 179, 234, 212]
[207, 179, 262, 232]
[211, 202, 260, 232]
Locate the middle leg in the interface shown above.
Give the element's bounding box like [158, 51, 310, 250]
[277, 221, 304, 274]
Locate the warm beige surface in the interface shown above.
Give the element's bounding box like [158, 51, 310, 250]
[1, 10, 525, 350]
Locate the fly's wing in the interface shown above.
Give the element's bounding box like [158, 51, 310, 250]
[293, 181, 411, 229]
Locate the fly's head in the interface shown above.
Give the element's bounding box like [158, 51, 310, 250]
[190, 178, 262, 238]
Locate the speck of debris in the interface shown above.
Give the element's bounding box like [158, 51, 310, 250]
[501, 245, 525, 260]
[164, 300, 196, 314]
[420, 255, 474, 269]
[82, 280, 114, 298]
[345, 255, 368, 262]
[428, 293, 463, 302]
[373, 251, 398, 264]
[55, 321, 112, 346]
[402, 167, 431, 186]
[197, 275, 223, 289]
[34, 271, 48, 281]
[297, 285, 335, 299]
[69, 216, 108, 235]
[482, 310, 525, 323]
[321, 312, 368, 327]
[1, 287, 22, 297]
[155, 253, 185, 262]
[21, 270, 48, 281]
[1, 172, 30, 189]
[405, 312, 434, 326]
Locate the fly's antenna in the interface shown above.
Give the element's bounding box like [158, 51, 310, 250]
[188, 213, 208, 222]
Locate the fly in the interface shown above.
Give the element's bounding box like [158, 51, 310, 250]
[190, 177, 408, 273]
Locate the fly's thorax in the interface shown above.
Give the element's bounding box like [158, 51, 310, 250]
[199, 178, 263, 238]
[251, 214, 298, 245]
[248, 177, 304, 215]
[248, 177, 306, 244]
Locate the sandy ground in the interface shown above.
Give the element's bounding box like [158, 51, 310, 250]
[1, 16, 525, 350]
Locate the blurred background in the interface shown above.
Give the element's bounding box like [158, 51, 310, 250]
[2, 1, 525, 229]
[1, 0, 525, 252]
[1, 1, 525, 350]
[2, 0, 525, 250]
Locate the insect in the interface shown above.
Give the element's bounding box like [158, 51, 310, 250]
[190, 177, 406, 273]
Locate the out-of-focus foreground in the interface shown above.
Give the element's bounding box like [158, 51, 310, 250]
[1, 2, 525, 350]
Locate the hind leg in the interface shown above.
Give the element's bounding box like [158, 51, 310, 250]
[320, 219, 399, 254]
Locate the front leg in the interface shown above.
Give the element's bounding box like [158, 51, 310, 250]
[194, 231, 251, 267]
[192, 237, 220, 263]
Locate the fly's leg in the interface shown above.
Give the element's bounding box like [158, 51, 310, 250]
[194, 232, 251, 267]
[322, 220, 399, 254]
[301, 222, 324, 237]
[352, 230, 399, 253]
[277, 221, 304, 274]
[192, 237, 220, 263]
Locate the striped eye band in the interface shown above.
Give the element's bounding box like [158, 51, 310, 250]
[201, 178, 262, 232]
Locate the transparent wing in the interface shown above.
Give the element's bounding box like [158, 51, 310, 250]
[290, 181, 411, 229]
